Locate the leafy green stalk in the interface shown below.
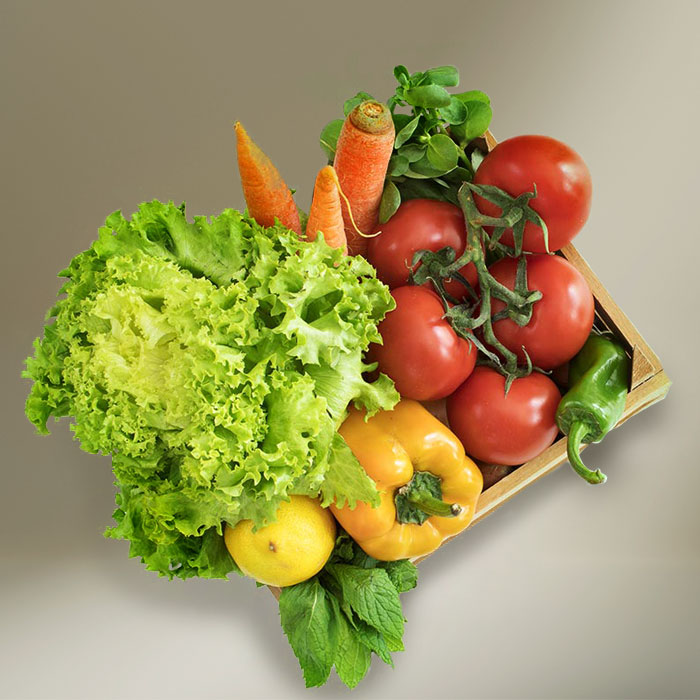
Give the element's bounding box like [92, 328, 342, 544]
[279, 533, 417, 689]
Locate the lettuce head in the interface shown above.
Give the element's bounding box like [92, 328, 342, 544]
[24, 201, 398, 579]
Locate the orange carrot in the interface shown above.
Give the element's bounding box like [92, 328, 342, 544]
[234, 121, 301, 234]
[333, 100, 395, 257]
[305, 165, 348, 254]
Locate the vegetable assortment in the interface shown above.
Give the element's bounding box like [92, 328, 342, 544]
[22, 62, 635, 690]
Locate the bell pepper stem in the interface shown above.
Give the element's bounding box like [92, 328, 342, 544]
[566, 421, 607, 485]
[404, 489, 462, 518]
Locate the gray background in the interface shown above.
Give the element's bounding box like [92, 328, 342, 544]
[2, 1, 698, 698]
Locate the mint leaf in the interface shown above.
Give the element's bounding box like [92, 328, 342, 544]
[326, 564, 405, 649]
[329, 532, 356, 564]
[279, 579, 336, 687]
[355, 620, 394, 666]
[279, 534, 418, 688]
[379, 559, 418, 593]
[333, 604, 372, 688]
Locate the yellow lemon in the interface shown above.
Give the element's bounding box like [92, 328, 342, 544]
[224, 495, 336, 587]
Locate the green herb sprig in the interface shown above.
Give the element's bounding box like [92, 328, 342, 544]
[279, 532, 417, 689]
[319, 65, 493, 223]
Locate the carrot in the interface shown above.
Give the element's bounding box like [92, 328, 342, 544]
[305, 165, 347, 254]
[333, 100, 395, 257]
[234, 121, 301, 235]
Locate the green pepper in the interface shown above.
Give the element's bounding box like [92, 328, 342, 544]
[555, 332, 630, 485]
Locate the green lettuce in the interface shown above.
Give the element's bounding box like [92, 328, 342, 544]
[24, 201, 398, 579]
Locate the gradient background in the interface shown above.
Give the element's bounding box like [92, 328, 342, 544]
[2, 1, 699, 698]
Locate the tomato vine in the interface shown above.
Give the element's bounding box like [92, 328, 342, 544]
[409, 182, 550, 391]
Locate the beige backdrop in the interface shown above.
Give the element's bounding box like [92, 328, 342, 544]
[2, 1, 699, 698]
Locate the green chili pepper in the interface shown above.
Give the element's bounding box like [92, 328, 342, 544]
[555, 332, 630, 485]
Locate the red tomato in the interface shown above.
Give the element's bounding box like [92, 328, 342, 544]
[446, 367, 560, 466]
[489, 254, 594, 370]
[473, 135, 592, 253]
[367, 199, 478, 299]
[369, 285, 476, 401]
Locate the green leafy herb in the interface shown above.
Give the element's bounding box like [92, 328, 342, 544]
[379, 180, 401, 225]
[332, 602, 372, 688]
[278, 532, 418, 688]
[279, 579, 336, 687]
[319, 119, 343, 161]
[451, 100, 493, 146]
[318, 65, 492, 222]
[380, 559, 419, 593]
[325, 564, 405, 648]
[24, 201, 399, 579]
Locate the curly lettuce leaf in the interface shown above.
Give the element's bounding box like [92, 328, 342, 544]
[24, 202, 397, 578]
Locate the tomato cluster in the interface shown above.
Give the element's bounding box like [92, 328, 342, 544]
[366, 135, 594, 466]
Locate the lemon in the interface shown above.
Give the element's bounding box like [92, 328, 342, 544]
[224, 495, 336, 587]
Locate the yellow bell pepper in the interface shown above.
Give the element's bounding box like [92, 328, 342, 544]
[330, 399, 483, 561]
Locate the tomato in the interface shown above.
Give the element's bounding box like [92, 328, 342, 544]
[369, 285, 476, 401]
[473, 135, 592, 253]
[489, 254, 594, 370]
[367, 199, 478, 299]
[446, 367, 560, 466]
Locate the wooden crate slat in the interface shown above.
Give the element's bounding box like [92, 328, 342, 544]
[630, 344, 659, 390]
